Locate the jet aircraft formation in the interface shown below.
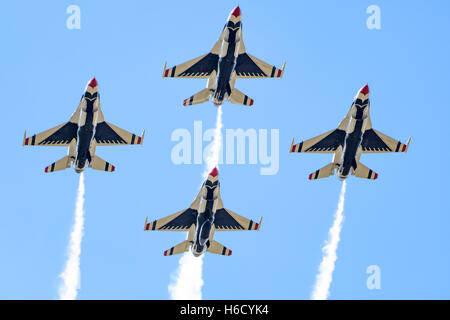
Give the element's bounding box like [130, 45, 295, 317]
[23, 6, 410, 258]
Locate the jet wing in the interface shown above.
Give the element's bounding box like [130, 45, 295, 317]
[145, 194, 200, 231]
[23, 122, 78, 146]
[94, 122, 144, 146]
[214, 208, 261, 231]
[361, 129, 411, 153]
[290, 129, 346, 153]
[163, 53, 219, 78]
[23, 103, 82, 146]
[144, 208, 197, 231]
[235, 53, 285, 78]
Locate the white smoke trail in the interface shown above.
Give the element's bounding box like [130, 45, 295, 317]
[168, 252, 204, 300]
[58, 173, 86, 300]
[311, 181, 347, 300]
[204, 105, 223, 179]
[169, 106, 223, 300]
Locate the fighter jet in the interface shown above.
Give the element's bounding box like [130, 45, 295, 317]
[162, 6, 285, 107]
[23, 78, 145, 173]
[290, 84, 411, 180]
[144, 168, 261, 257]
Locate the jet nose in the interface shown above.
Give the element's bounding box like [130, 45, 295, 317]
[359, 84, 369, 96]
[85, 77, 99, 94]
[229, 6, 241, 20]
[231, 6, 241, 17]
[208, 167, 219, 179]
[354, 84, 369, 101]
[88, 77, 98, 88]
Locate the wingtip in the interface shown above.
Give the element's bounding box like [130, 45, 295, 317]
[289, 138, 294, 153]
[141, 130, 146, 145]
[258, 217, 262, 231]
[144, 216, 148, 231]
[162, 61, 167, 78]
[281, 61, 286, 74]
[23, 131, 27, 146]
[405, 137, 411, 152]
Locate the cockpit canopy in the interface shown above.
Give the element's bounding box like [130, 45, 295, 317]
[201, 183, 219, 200]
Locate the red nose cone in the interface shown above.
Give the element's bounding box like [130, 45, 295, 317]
[231, 6, 241, 17]
[88, 78, 98, 88]
[209, 167, 218, 177]
[360, 84, 369, 95]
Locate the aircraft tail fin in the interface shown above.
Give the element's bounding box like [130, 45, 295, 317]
[206, 240, 232, 256]
[352, 161, 378, 180]
[163, 240, 191, 256]
[228, 88, 254, 106]
[89, 155, 115, 172]
[308, 162, 337, 180]
[44, 155, 72, 173]
[183, 88, 211, 106]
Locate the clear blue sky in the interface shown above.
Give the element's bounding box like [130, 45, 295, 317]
[0, 0, 449, 299]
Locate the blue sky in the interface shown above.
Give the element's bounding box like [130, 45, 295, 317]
[0, 0, 449, 299]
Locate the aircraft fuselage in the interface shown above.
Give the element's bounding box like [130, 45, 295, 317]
[74, 91, 99, 173]
[337, 102, 369, 180]
[212, 21, 242, 106]
[192, 180, 220, 256]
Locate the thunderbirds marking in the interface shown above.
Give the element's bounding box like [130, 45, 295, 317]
[23, 78, 145, 173]
[290, 84, 411, 180]
[144, 168, 261, 257]
[163, 6, 285, 107]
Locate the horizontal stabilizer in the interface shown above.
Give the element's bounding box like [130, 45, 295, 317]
[89, 155, 115, 172]
[309, 163, 336, 180]
[183, 88, 211, 106]
[228, 88, 253, 106]
[44, 155, 71, 173]
[207, 240, 232, 256]
[352, 162, 378, 180]
[163, 240, 191, 256]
